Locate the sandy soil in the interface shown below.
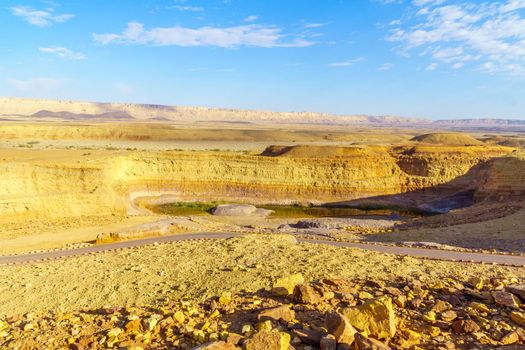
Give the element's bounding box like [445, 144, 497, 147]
[1, 234, 523, 318]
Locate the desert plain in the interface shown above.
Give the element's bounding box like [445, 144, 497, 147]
[0, 98, 525, 349]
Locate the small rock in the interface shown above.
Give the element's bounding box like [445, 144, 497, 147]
[272, 274, 305, 296]
[125, 319, 143, 333]
[325, 312, 357, 346]
[440, 310, 458, 322]
[354, 333, 392, 350]
[343, 297, 396, 339]
[194, 341, 240, 350]
[468, 277, 484, 290]
[258, 305, 295, 323]
[293, 285, 322, 304]
[492, 291, 520, 309]
[451, 319, 480, 334]
[470, 302, 490, 313]
[431, 300, 449, 313]
[244, 330, 290, 350]
[292, 328, 322, 346]
[506, 284, 525, 301]
[500, 331, 520, 345]
[319, 335, 337, 350]
[226, 333, 243, 345]
[219, 292, 232, 305]
[510, 311, 525, 326]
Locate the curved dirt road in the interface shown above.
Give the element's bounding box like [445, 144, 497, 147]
[1, 233, 525, 266]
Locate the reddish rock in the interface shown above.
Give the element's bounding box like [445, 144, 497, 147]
[293, 284, 322, 305]
[451, 319, 480, 334]
[258, 305, 295, 323]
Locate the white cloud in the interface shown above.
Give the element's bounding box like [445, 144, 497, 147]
[328, 57, 365, 67]
[304, 22, 328, 29]
[426, 62, 438, 70]
[166, 5, 204, 12]
[93, 22, 314, 48]
[39, 46, 86, 60]
[11, 6, 74, 27]
[377, 62, 394, 70]
[387, 0, 525, 76]
[244, 15, 258, 22]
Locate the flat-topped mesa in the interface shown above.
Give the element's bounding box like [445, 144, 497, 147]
[0, 97, 425, 124]
[260, 145, 379, 158]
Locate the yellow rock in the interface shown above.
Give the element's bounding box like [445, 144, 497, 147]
[256, 320, 272, 331]
[343, 296, 396, 340]
[210, 309, 221, 318]
[193, 329, 207, 343]
[427, 326, 440, 337]
[468, 277, 484, 290]
[107, 328, 122, 338]
[510, 311, 525, 326]
[0, 321, 8, 332]
[422, 311, 436, 322]
[201, 321, 211, 331]
[242, 324, 254, 335]
[272, 274, 305, 296]
[399, 329, 421, 348]
[359, 291, 374, 300]
[469, 302, 490, 314]
[173, 311, 185, 324]
[394, 295, 406, 308]
[219, 292, 232, 305]
[245, 330, 290, 350]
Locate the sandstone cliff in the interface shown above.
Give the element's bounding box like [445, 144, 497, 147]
[0, 145, 518, 230]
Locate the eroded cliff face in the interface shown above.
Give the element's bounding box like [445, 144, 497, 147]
[0, 159, 125, 225]
[0, 145, 518, 229]
[108, 150, 406, 204]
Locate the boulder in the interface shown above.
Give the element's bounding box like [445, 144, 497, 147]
[342, 297, 396, 339]
[244, 330, 290, 350]
[272, 274, 305, 296]
[211, 204, 273, 217]
[325, 312, 357, 346]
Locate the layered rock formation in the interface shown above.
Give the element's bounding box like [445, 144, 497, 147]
[0, 145, 520, 230]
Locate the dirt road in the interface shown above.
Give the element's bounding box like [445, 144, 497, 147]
[1, 233, 524, 266]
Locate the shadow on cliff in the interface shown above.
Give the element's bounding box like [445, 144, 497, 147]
[324, 156, 525, 252]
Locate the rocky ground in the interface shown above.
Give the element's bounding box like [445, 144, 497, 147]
[2, 272, 525, 349]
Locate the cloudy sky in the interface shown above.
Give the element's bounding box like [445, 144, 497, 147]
[1, 0, 525, 119]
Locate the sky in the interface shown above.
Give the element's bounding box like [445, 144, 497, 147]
[1, 0, 525, 120]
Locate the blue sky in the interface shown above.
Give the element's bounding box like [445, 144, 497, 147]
[1, 0, 524, 119]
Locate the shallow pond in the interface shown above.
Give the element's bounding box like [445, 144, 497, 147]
[147, 202, 426, 218]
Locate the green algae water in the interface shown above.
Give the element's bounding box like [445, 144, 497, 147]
[147, 202, 425, 218]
